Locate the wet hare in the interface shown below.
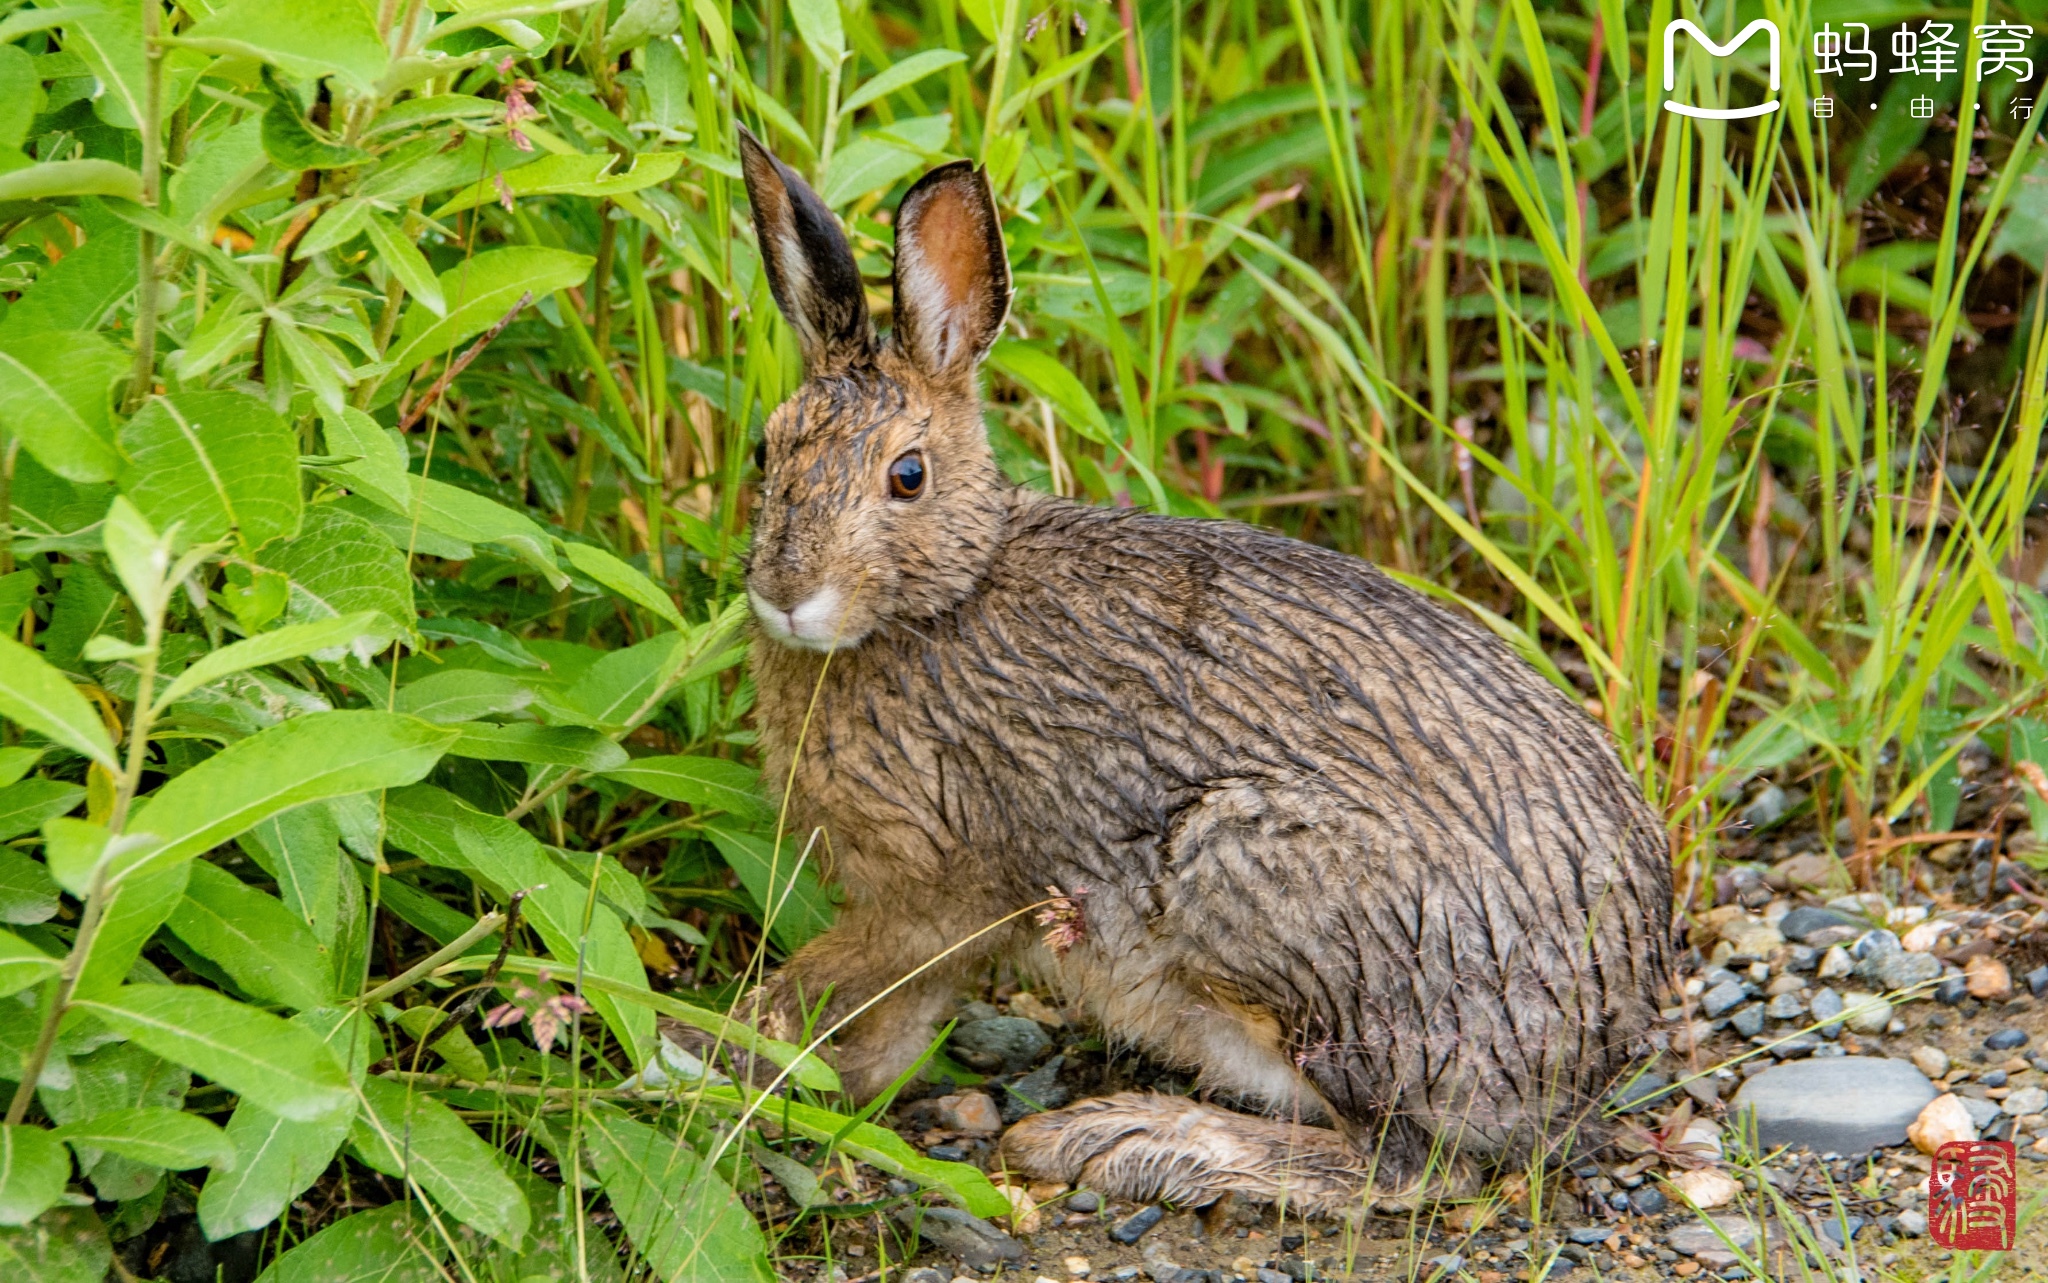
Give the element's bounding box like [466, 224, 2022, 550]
[731, 128, 1672, 1214]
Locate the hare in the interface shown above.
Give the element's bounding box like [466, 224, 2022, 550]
[727, 127, 1673, 1215]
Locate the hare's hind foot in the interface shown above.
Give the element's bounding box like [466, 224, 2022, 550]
[997, 1092, 1469, 1218]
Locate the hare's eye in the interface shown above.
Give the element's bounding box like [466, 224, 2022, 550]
[888, 450, 926, 500]
[753, 440, 767, 472]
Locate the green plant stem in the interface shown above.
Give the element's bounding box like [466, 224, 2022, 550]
[124, 0, 166, 411]
[6, 615, 162, 1124]
[355, 908, 507, 1007]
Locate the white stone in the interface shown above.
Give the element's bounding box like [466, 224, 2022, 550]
[1840, 990, 1891, 1036]
[1908, 1094, 1978, 1155]
[1669, 1167, 1742, 1210]
[1911, 1046, 1950, 1079]
[1818, 946, 1855, 980]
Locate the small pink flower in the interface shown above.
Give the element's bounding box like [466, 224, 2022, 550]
[502, 73, 540, 153]
[494, 173, 516, 211]
[1036, 884, 1089, 958]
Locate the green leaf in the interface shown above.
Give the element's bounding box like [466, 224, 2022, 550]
[362, 213, 445, 316]
[581, 1106, 772, 1283]
[0, 779, 84, 842]
[701, 823, 834, 952]
[168, 863, 332, 1011]
[239, 804, 344, 957]
[0, 1205, 111, 1281]
[72, 986, 353, 1123]
[555, 631, 693, 732]
[51, 1108, 234, 1172]
[179, 0, 391, 93]
[0, 220, 137, 341]
[0, 331, 128, 483]
[840, 49, 966, 116]
[819, 135, 926, 208]
[0, 930, 57, 999]
[561, 542, 685, 628]
[196, 1008, 372, 1239]
[0, 748, 42, 789]
[0, 1125, 69, 1227]
[434, 151, 685, 216]
[708, 1089, 1010, 1218]
[392, 669, 533, 724]
[251, 1203, 441, 1283]
[0, 635, 119, 770]
[34, 1040, 189, 1202]
[988, 338, 1117, 444]
[119, 391, 305, 552]
[117, 711, 455, 885]
[602, 756, 770, 821]
[383, 787, 654, 1065]
[0, 849, 59, 926]
[0, 160, 142, 203]
[604, 0, 680, 55]
[380, 247, 591, 391]
[350, 1077, 529, 1245]
[788, 0, 844, 74]
[0, 46, 44, 151]
[259, 70, 369, 171]
[158, 612, 398, 708]
[446, 723, 629, 772]
[56, 0, 144, 129]
[260, 504, 418, 632]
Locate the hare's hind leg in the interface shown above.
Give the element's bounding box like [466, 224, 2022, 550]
[998, 1093, 1461, 1217]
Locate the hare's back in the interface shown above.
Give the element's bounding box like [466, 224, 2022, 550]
[993, 497, 1651, 844]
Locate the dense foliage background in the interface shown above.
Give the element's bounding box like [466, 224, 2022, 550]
[0, 0, 2043, 1277]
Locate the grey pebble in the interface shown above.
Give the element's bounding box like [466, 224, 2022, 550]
[1629, 1187, 1668, 1215]
[1778, 906, 1859, 943]
[1936, 975, 1970, 1005]
[1731, 1005, 1766, 1037]
[1701, 981, 1748, 1018]
[1566, 1226, 1612, 1246]
[891, 1206, 1024, 1272]
[1111, 1205, 1165, 1245]
[1608, 1072, 1669, 1114]
[1066, 1190, 1101, 1213]
[1765, 992, 1806, 1020]
[1861, 949, 1942, 991]
[1730, 1056, 1936, 1152]
[1986, 1027, 2030, 1051]
[949, 1017, 1052, 1073]
[901, 1271, 948, 1283]
[2027, 964, 2048, 998]
[1897, 1209, 1927, 1237]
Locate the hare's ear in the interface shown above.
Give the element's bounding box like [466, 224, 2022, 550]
[891, 160, 1010, 381]
[737, 125, 872, 372]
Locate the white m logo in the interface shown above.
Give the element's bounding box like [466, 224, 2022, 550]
[1663, 19, 1781, 119]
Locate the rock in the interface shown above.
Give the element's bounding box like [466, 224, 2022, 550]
[1959, 1096, 2001, 1129]
[1008, 991, 1065, 1027]
[927, 1144, 969, 1162]
[1817, 1215, 1865, 1247]
[1669, 1168, 1741, 1210]
[902, 1271, 948, 1283]
[950, 1017, 1052, 1073]
[1985, 1027, 2030, 1051]
[1667, 1216, 1759, 1255]
[1862, 949, 1942, 992]
[1565, 1226, 1611, 1246]
[1764, 993, 1806, 1020]
[1731, 1057, 1936, 1152]
[1743, 785, 1789, 829]
[1911, 1045, 1950, 1079]
[1700, 981, 1748, 1019]
[1720, 918, 1784, 957]
[1966, 956, 2014, 1001]
[1908, 1094, 1979, 1154]
[1901, 919, 1951, 952]
[893, 1206, 1025, 1271]
[1064, 1255, 1092, 1278]
[1730, 1005, 1765, 1038]
[1769, 850, 1842, 890]
[1817, 946, 1854, 981]
[1840, 991, 1891, 1036]
[1002, 1055, 1070, 1123]
[1896, 1209, 1927, 1237]
[1853, 929, 1902, 959]
[1110, 1205, 1165, 1245]
[1629, 1187, 1668, 1215]
[1608, 1073, 1669, 1114]
[1936, 975, 1969, 1005]
[1784, 945, 1818, 973]
[2028, 964, 2048, 998]
[1778, 906, 1858, 943]
[1066, 1190, 1100, 1213]
[935, 1092, 1003, 1133]
[1765, 972, 1806, 996]
[1810, 987, 1845, 1036]
[1770, 1035, 1821, 1058]
[2002, 1086, 2048, 1116]
[959, 1000, 1001, 1023]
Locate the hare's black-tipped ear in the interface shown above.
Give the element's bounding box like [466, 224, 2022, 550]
[737, 125, 872, 372]
[891, 161, 1010, 380]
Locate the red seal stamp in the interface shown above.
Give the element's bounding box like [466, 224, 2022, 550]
[1928, 1140, 2017, 1251]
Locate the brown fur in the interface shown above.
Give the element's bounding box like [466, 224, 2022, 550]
[723, 141, 1674, 1215]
